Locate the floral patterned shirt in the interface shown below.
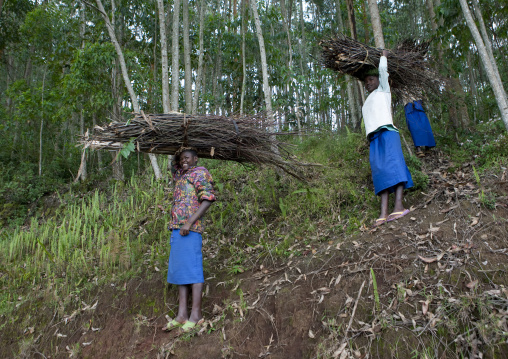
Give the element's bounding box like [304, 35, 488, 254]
[170, 166, 216, 233]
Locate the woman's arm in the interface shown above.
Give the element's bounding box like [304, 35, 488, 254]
[378, 50, 390, 92]
[179, 200, 213, 236]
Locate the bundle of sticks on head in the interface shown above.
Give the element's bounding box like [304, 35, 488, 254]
[80, 111, 308, 180]
[319, 34, 443, 102]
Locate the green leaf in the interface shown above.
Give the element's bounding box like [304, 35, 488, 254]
[120, 139, 136, 159]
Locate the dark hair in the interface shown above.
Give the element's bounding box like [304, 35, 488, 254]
[359, 67, 379, 81]
[181, 149, 198, 157]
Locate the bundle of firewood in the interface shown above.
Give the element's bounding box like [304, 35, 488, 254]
[80, 112, 307, 179]
[319, 35, 442, 101]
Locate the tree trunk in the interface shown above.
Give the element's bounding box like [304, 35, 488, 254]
[111, 152, 125, 181]
[470, 0, 503, 87]
[39, 71, 46, 177]
[345, 0, 363, 130]
[182, 0, 192, 114]
[171, 0, 181, 111]
[192, 0, 206, 114]
[240, 0, 247, 115]
[95, 0, 139, 112]
[94, 0, 162, 179]
[459, 0, 508, 130]
[157, 0, 170, 113]
[79, 110, 87, 180]
[281, 0, 300, 137]
[367, 0, 385, 48]
[214, 30, 223, 115]
[92, 113, 102, 168]
[250, 0, 273, 127]
[345, 0, 357, 40]
[335, 0, 359, 129]
[362, 0, 369, 44]
[298, 0, 309, 124]
[79, 1, 87, 181]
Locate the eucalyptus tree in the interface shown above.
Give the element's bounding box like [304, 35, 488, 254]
[171, 0, 180, 111]
[335, 0, 359, 130]
[458, 0, 508, 130]
[93, 0, 162, 180]
[183, 0, 192, 113]
[250, 0, 273, 128]
[156, 0, 170, 113]
[192, 0, 206, 114]
[367, 0, 384, 48]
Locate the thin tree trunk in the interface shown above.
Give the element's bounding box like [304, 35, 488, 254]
[345, 0, 357, 40]
[93, 113, 102, 168]
[281, 0, 300, 137]
[367, 0, 385, 48]
[214, 31, 223, 115]
[362, 0, 369, 44]
[93, 0, 162, 179]
[345, 0, 363, 130]
[459, 0, 508, 130]
[109, 0, 125, 181]
[240, 0, 247, 115]
[470, 0, 503, 87]
[298, 0, 308, 124]
[111, 152, 125, 181]
[468, 52, 478, 123]
[79, 1, 87, 181]
[336, 0, 359, 129]
[39, 71, 46, 177]
[157, 0, 170, 113]
[171, 0, 181, 111]
[192, 0, 206, 114]
[95, 0, 139, 112]
[250, 0, 273, 123]
[182, 0, 192, 113]
[79, 109, 87, 180]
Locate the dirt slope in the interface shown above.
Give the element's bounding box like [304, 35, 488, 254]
[6, 153, 508, 359]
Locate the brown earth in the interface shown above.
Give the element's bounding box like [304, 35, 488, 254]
[3, 152, 508, 359]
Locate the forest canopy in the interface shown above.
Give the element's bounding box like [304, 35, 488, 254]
[0, 0, 507, 197]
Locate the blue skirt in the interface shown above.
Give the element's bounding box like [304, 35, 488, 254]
[404, 101, 436, 148]
[167, 230, 204, 285]
[369, 130, 414, 195]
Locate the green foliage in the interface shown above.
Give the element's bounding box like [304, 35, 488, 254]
[405, 155, 429, 191]
[120, 139, 136, 159]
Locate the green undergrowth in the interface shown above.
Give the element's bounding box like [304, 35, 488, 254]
[437, 118, 508, 170]
[0, 132, 432, 347]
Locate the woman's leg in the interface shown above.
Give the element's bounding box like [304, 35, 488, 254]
[188, 283, 203, 323]
[175, 285, 190, 323]
[379, 189, 389, 219]
[393, 184, 406, 213]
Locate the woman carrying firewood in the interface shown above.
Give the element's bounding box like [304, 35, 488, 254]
[403, 98, 436, 158]
[362, 50, 413, 227]
[164, 148, 216, 333]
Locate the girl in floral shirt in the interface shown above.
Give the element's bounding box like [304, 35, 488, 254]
[165, 148, 216, 333]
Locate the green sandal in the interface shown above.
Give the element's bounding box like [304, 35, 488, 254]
[164, 319, 185, 332]
[180, 318, 205, 333]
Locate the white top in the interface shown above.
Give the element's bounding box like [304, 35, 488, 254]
[362, 56, 395, 137]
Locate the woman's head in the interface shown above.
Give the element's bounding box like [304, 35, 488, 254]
[364, 74, 380, 92]
[174, 147, 199, 171]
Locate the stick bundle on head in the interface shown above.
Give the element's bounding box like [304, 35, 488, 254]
[319, 35, 443, 102]
[80, 112, 308, 180]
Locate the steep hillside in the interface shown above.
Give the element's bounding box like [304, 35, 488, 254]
[1, 133, 508, 359]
